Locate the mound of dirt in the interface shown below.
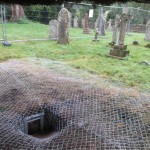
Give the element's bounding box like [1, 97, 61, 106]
[0, 59, 149, 149]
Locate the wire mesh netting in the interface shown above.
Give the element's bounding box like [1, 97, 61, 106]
[0, 59, 149, 149]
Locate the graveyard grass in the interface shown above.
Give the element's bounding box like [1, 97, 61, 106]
[0, 22, 150, 91]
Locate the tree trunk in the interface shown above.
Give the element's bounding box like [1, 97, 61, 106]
[10, 4, 25, 21]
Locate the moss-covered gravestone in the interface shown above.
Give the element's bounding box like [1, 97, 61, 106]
[57, 8, 70, 44]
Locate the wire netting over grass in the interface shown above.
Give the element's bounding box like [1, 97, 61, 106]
[0, 59, 149, 149]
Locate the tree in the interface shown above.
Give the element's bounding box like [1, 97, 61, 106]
[9, 4, 25, 21]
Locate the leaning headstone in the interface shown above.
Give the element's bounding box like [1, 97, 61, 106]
[57, 8, 70, 44]
[144, 20, 150, 41]
[83, 13, 91, 34]
[108, 13, 130, 58]
[49, 20, 58, 40]
[96, 14, 106, 35]
[73, 16, 78, 28]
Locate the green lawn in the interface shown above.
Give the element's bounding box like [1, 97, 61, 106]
[0, 22, 150, 91]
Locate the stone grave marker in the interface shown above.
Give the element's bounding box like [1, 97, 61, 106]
[73, 16, 78, 28]
[107, 19, 112, 31]
[49, 20, 58, 40]
[107, 13, 130, 58]
[83, 13, 91, 34]
[144, 20, 150, 41]
[81, 19, 85, 29]
[109, 15, 120, 46]
[96, 14, 106, 35]
[57, 8, 70, 44]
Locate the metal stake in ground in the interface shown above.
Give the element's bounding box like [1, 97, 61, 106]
[1, 4, 11, 46]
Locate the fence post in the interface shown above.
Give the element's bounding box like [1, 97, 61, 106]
[1, 4, 11, 46]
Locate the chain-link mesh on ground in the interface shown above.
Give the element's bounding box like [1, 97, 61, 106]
[0, 59, 149, 149]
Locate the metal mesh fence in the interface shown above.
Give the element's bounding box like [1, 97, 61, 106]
[0, 59, 149, 149]
[0, 4, 149, 43]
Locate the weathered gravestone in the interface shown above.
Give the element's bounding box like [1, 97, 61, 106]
[108, 13, 130, 58]
[109, 15, 120, 46]
[81, 19, 85, 29]
[96, 14, 106, 35]
[107, 19, 112, 31]
[49, 20, 58, 40]
[144, 20, 150, 41]
[69, 12, 72, 27]
[83, 13, 91, 34]
[57, 8, 70, 44]
[92, 28, 100, 42]
[73, 16, 78, 28]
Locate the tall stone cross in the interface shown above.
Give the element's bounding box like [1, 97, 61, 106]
[118, 13, 130, 45]
[111, 15, 120, 44]
[57, 8, 70, 44]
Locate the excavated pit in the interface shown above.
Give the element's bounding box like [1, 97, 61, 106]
[0, 60, 149, 149]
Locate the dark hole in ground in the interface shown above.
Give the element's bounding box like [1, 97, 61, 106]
[28, 119, 41, 135]
[24, 106, 67, 139]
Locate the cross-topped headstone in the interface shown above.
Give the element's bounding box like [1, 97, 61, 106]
[107, 13, 130, 58]
[57, 8, 70, 44]
[112, 16, 120, 44]
[118, 13, 130, 45]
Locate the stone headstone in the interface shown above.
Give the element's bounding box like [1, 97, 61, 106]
[49, 20, 58, 40]
[108, 13, 130, 58]
[81, 19, 85, 29]
[57, 8, 70, 44]
[96, 14, 106, 35]
[107, 19, 112, 31]
[144, 20, 150, 41]
[111, 15, 120, 45]
[83, 13, 91, 34]
[118, 13, 130, 45]
[73, 16, 78, 28]
[69, 12, 72, 27]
